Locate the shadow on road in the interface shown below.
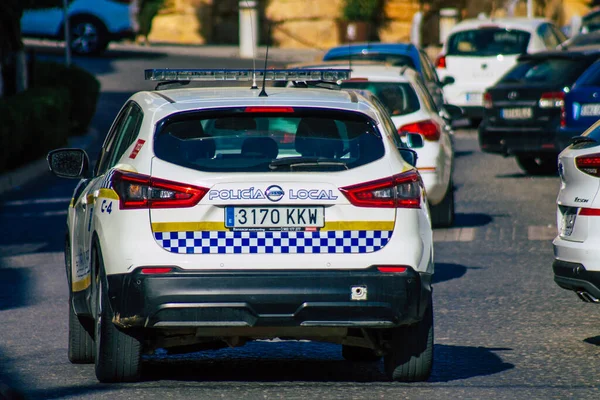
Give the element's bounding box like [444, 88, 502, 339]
[433, 263, 481, 284]
[452, 212, 493, 228]
[430, 345, 513, 382]
[584, 336, 600, 346]
[454, 150, 474, 158]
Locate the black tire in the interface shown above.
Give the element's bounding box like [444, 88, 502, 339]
[430, 181, 455, 228]
[384, 299, 434, 382]
[93, 248, 142, 383]
[68, 304, 95, 364]
[515, 154, 558, 176]
[65, 239, 94, 364]
[69, 17, 109, 56]
[342, 345, 382, 362]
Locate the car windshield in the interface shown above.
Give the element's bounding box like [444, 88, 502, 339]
[324, 53, 416, 68]
[154, 108, 385, 173]
[447, 28, 530, 56]
[499, 58, 592, 85]
[340, 81, 420, 116]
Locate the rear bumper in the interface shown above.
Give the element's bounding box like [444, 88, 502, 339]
[553, 259, 600, 301]
[460, 106, 484, 120]
[478, 125, 571, 155]
[105, 266, 432, 329]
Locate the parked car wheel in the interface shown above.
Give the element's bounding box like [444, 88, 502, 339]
[430, 180, 455, 228]
[384, 295, 434, 382]
[70, 17, 109, 55]
[516, 154, 558, 176]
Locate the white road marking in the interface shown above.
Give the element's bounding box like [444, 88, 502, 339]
[528, 225, 557, 241]
[433, 228, 475, 242]
[1, 198, 71, 207]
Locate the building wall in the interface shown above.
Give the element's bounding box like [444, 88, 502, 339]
[146, 0, 592, 47]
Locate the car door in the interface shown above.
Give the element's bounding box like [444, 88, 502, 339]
[21, 8, 64, 37]
[70, 102, 142, 293]
[419, 50, 446, 109]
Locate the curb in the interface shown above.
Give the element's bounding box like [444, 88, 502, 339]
[0, 128, 98, 197]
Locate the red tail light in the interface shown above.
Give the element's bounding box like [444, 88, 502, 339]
[436, 55, 446, 69]
[339, 171, 422, 208]
[398, 120, 440, 141]
[111, 171, 209, 209]
[539, 91, 565, 108]
[140, 267, 174, 274]
[483, 92, 493, 109]
[377, 266, 409, 273]
[575, 153, 600, 177]
[245, 107, 294, 113]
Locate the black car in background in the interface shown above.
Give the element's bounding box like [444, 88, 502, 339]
[478, 47, 600, 175]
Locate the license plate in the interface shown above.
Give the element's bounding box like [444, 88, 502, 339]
[225, 206, 325, 230]
[561, 209, 577, 237]
[466, 92, 482, 104]
[580, 103, 600, 117]
[501, 107, 533, 120]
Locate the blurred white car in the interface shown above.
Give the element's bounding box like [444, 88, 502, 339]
[339, 65, 457, 227]
[292, 62, 457, 227]
[436, 17, 566, 123]
[21, 0, 139, 55]
[553, 122, 600, 303]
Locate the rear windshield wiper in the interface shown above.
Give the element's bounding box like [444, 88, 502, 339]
[269, 157, 347, 171]
[570, 136, 598, 145]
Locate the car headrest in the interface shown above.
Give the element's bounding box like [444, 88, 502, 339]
[295, 118, 343, 158]
[241, 137, 279, 159]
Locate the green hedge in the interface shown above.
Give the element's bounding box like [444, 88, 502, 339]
[0, 61, 99, 174]
[32, 62, 100, 135]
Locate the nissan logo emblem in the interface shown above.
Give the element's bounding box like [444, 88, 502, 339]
[508, 91, 518, 100]
[265, 185, 284, 202]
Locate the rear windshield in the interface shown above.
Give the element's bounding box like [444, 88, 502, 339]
[447, 28, 530, 56]
[324, 53, 416, 68]
[499, 58, 592, 85]
[154, 108, 385, 173]
[340, 82, 420, 116]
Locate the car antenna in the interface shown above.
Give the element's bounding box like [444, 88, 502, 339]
[258, 23, 272, 97]
[245, 0, 258, 90]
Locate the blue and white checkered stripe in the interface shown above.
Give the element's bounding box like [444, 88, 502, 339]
[100, 169, 116, 189]
[154, 230, 392, 254]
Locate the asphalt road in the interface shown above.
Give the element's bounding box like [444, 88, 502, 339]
[1, 44, 599, 400]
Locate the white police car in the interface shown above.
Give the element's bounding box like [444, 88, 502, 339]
[47, 69, 435, 383]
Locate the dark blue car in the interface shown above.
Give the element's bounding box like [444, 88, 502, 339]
[322, 42, 450, 109]
[562, 59, 600, 140]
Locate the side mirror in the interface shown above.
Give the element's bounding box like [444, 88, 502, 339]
[442, 104, 465, 120]
[403, 132, 425, 149]
[47, 148, 90, 179]
[398, 148, 418, 167]
[442, 76, 455, 86]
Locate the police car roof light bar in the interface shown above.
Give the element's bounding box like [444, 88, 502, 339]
[144, 69, 351, 83]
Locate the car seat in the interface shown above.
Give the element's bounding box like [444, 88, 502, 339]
[295, 118, 343, 158]
[241, 137, 279, 159]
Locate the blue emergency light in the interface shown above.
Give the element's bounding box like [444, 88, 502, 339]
[144, 69, 352, 82]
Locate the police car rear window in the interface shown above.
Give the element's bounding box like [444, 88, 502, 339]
[340, 82, 420, 116]
[154, 108, 385, 172]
